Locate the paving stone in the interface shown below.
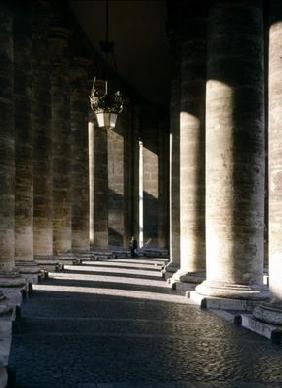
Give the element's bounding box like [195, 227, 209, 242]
[8, 259, 282, 388]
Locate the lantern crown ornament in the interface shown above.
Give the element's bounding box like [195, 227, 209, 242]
[90, 78, 123, 130]
[90, 0, 123, 130]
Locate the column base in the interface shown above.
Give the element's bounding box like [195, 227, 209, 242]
[0, 292, 14, 316]
[15, 260, 40, 284]
[253, 302, 282, 325]
[55, 253, 75, 265]
[169, 269, 205, 291]
[0, 271, 26, 289]
[187, 291, 263, 311]
[195, 280, 270, 300]
[34, 256, 59, 272]
[161, 262, 179, 280]
[240, 313, 282, 344]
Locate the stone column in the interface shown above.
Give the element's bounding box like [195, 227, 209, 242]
[32, 0, 56, 271]
[50, 27, 72, 261]
[14, 0, 39, 283]
[253, 0, 282, 323]
[92, 124, 108, 249]
[108, 107, 128, 249]
[132, 109, 141, 244]
[70, 58, 90, 255]
[158, 122, 169, 252]
[124, 103, 134, 248]
[0, 2, 25, 291]
[171, 18, 206, 289]
[196, 0, 268, 301]
[143, 127, 159, 248]
[163, 48, 181, 277]
[89, 113, 95, 249]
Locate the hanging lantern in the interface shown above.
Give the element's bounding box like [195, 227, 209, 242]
[89, 0, 123, 130]
[90, 78, 123, 130]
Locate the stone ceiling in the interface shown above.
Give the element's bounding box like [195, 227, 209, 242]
[68, 0, 170, 110]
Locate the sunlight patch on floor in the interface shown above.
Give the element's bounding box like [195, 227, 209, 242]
[33, 284, 191, 304]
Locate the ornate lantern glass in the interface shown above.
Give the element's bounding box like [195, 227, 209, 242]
[90, 78, 123, 130]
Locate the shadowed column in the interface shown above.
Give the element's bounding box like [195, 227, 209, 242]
[158, 122, 169, 252]
[70, 58, 90, 254]
[108, 106, 129, 249]
[196, 0, 268, 300]
[163, 39, 181, 278]
[0, 2, 25, 291]
[14, 0, 39, 283]
[171, 17, 206, 289]
[93, 124, 108, 249]
[253, 0, 282, 324]
[32, 0, 56, 271]
[143, 126, 159, 248]
[50, 27, 72, 260]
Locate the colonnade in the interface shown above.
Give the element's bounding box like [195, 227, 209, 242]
[164, 0, 282, 324]
[0, 0, 169, 300]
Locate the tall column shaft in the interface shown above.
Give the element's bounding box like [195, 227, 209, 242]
[158, 123, 169, 250]
[143, 128, 159, 248]
[197, 0, 267, 299]
[70, 59, 90, 253]
[253, 0, 282, 324]
[0, 2, 24, 288]
[14, 0, 39, 282]
[50, 28, 72, 255]
[89, 115, 95, 248]
[133, 112, 141, 244]
[108, 112, 127, 249]
[171, 18, 206, 286]
[32, 1, 54, 266]
[93, 126, 108, 248]
[0, 4, 14, 273]
[165, 59, 181, 275]
[268, 1, 282, 303]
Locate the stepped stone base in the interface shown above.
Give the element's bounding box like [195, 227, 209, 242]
[15, 261, 39, 284]
[0, 272, 26, 290]
[240, 313, 282, 344]
[170, 270, 205, 291]
[161, 262, 179, 280]
[169, 279, 197, 292]
[35, 256, 59, 272]
[187, 291, 264, 312]
[253, 303, 282, 325]
[196, 280, 269, 300]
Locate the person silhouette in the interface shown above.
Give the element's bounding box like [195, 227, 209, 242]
[129, 236, 138, 257]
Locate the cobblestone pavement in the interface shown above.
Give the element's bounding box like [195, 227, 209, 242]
[9, 258, 282, 388]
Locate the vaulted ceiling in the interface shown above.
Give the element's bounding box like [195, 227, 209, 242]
[68, 0, 170, 110]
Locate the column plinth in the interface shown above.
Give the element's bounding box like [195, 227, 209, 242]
[253, 303, 282, 325]
[196, 280, 269, 300]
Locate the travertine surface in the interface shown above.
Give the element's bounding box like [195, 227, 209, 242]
[32, 0, 53, 260]
[197, 0, 266, 299]
[70, 58, 90, 253]
[0, 4, 15, 273]
[50, 27, 72, 254]
[268, 0, 282, 304]
[14, 0, 39, 281]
